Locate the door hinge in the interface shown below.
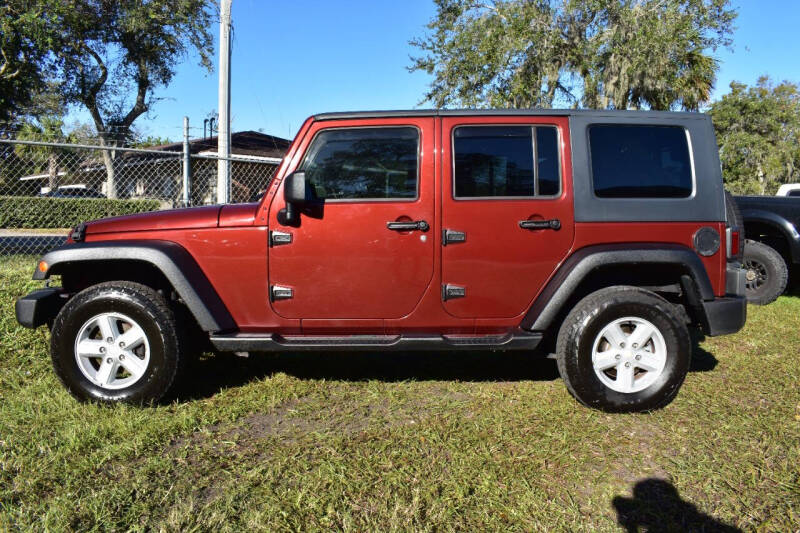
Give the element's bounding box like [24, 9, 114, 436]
[442, 284, 466, 301]
[442, 229, 466, 246]
[270, 285, 293, 301]
[269, 230, 293, 247]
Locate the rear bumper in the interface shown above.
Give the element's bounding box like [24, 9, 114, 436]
[15, 288, 66, 329]
[701, 296, 746, 336]
[726, 263, 747, 296]
[700, 263, 747, 337]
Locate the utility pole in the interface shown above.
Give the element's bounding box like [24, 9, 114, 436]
[182, 116, 191, 207]
[217, 0, 233, 204]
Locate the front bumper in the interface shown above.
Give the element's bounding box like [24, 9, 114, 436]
[15, 288, 67, 329]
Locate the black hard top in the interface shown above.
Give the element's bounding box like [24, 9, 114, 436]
[313, 108, 709, 121]
[311, 107, 723, 224]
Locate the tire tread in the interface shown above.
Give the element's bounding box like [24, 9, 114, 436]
[556, 285, 691, 412]
[50, 281, 183, 404]
[742, 240, 788, 305]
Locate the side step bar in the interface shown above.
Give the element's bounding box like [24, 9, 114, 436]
[209, 331, 542, 352]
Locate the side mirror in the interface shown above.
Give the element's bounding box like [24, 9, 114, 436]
[284, 171, 307, 206]
[282, 171, 307, 224]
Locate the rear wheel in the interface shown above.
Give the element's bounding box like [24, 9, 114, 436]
[556, 286, 691, 413]
[50, 281, 184, 404]
[742, 240, 788, 305]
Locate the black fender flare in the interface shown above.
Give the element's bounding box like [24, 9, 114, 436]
[740, 208, 800, 263]
[34, 240, 236, 332]
[520, 243, 715, 332]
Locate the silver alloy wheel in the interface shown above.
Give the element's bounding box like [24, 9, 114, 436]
[74, 312, 150, 390]
[591, 316, 667, 394]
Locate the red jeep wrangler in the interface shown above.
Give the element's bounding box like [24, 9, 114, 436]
[16, 110, 747, 412]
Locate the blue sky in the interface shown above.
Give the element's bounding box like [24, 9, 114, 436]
[106, 0, 800, 142]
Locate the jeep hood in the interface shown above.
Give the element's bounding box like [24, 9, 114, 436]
[83, 203, 260, 236]
[84, 205, 224, 236]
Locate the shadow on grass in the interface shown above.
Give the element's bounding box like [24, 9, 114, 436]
[180, 337, 720, 401]
[612, 478, 741, 532]
[180, 349, 561, 401]
[690, 331, 719, 373]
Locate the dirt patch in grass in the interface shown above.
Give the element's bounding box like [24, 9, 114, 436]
[155, 388, 476, 510]
[168, 388, 463, 462]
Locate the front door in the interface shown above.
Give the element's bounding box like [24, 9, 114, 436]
[268, 118, 435, 320]
[441, 116, 575, 318]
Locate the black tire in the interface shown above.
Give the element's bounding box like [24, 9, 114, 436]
[556, 286, 691, 413]
[742, 240, 788, 305]
[50, 281, 183, 404]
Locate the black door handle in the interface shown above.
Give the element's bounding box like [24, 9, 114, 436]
[519, 219, 561, 231]
[387, 220, 430, 232]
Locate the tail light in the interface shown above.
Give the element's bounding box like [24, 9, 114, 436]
[731, 229, 741, 257]
[726, 228, 741, 259]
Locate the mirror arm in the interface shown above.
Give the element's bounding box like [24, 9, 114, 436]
[284, 202, 296, 224]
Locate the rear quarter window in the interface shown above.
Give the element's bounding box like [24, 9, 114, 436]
[589, 125, 693, 198]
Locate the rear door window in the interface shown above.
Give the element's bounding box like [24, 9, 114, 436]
[452, 125, 561, 198]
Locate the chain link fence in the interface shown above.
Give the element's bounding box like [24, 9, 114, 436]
[0, 136, 280, 256]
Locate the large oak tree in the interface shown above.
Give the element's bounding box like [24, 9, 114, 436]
[409, 0, 736, 111]
[0, 2, 51, 122]
[6, 0, 216, 197]
[710, 77, 800, 195]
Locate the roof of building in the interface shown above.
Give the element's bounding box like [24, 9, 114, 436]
[126, 130, 291, 159]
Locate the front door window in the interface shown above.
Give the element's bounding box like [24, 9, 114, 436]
[301, 127, 419, 200]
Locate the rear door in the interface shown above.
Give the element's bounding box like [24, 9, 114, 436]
[440, 115, 575, 318]
[267, 118, 435, 319]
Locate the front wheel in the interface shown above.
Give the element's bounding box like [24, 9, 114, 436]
[556, 286, 691, 413]
[50, 281, 184, 404]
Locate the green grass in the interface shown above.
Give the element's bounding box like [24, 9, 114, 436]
[1, 255, 798, 531]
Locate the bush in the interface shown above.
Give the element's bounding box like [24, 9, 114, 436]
[0, 196, 162, 229]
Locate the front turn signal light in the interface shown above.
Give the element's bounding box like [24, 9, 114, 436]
[37, 261, 48, 273]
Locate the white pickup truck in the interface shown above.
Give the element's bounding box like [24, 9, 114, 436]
[776, 184, 800, 197]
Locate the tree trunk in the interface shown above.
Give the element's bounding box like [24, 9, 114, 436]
[98, 138, 117, 199]
[47, 153, 58, 192]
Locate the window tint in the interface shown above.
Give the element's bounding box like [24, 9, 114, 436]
[300, 127, 418, 200]
[589, 125, 693, 198]
[788, 189, 800, 197]
[453, 126, 560, 198]
[537, 127, 560, 196]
